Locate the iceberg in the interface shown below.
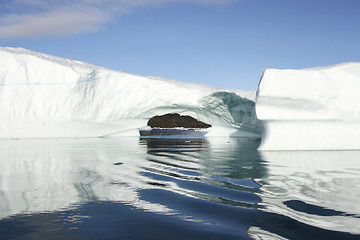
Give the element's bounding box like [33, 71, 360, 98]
[254, 63, 360, 150]
[0, 47, 259, 138]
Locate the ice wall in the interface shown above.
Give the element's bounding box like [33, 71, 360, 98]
[254, 63, 360, 150]
[0, 47, 259, 138]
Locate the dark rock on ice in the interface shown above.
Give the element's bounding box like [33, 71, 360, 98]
[147, 113, 211, 129]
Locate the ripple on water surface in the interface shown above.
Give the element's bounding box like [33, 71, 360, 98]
[0, 137, 359, 239]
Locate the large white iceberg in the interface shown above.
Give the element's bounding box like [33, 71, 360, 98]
[254, 63, 360, 150]
[0, 47, 259, 138]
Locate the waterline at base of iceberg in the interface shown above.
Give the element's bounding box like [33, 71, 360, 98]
[257, 120, 360, 150]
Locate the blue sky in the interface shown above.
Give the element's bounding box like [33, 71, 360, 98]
[0, 0, 359, 90]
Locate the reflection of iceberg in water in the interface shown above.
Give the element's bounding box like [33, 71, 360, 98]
[2, 137, 360, 238]
[139, 137, 263, 207]
[258, 151, 360, 235]
[0, 137, 263, 223]
[0, 138, 177, 219]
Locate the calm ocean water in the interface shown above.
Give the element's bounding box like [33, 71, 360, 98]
[0, 137, 359, 240]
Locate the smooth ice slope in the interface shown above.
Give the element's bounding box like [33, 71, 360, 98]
[255, 63, 360, 150]
[0, 47, 259, 138]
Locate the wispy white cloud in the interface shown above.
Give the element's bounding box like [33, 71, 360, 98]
[0, 0, 236, 39]
[0, 8, 109, 38]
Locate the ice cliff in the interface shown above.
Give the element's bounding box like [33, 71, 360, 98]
[254, 63, 360, 150]
[0, 47, 259, 138]
[4, 47, 358, 150]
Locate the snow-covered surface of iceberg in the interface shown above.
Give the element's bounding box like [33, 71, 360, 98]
[0, 47, 259, 138]
[255, 63, 360, 150]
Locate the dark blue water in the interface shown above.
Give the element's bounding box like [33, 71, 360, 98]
[0, 137, 359, 239]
